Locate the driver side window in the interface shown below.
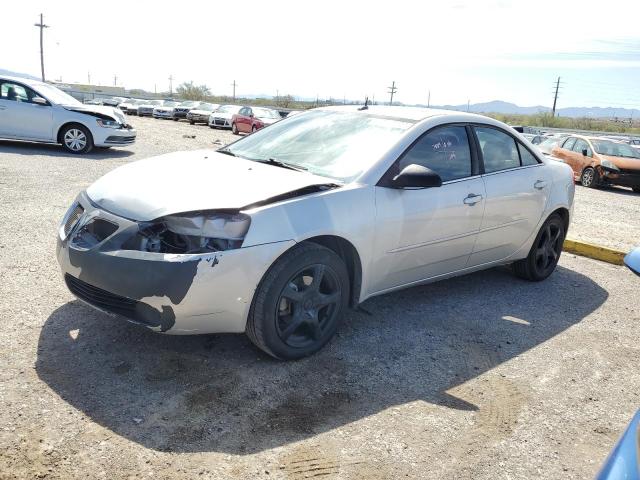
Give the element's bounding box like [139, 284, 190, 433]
[398, 125, 472, 182]
[0, 82, 32, 102]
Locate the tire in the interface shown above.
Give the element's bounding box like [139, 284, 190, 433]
[189, 120, 195, 125]
[232, 123, 239, 135]
[580, 167, 597, 188]
[173, 118, 179, 121]
[251, 125, 258, 133]
[513, 213, 565, 281]
[60, 124, 93, 154]
[246, 243, 350, 360]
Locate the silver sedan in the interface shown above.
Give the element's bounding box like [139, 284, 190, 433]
[57, 106, 575, 360]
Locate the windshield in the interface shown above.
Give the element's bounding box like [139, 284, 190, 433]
[591, 140, 640, 159]
[253, 108, 280, 119]
[163, 101, 180, 107]
[537, 137, 563, 153]
[223, 110, 414, 182]
[215, 105, 241, 114]
[36, 84, 82, 106]
[179, 101, 197, 107]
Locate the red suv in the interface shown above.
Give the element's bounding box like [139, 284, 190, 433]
[231, 107, 281, 135]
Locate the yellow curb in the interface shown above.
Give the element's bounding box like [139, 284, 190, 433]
[563, 239, 626, 266]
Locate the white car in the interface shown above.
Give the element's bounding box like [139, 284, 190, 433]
[187, 103, 220, 124]
[57, 106, 574, 359]
[137, 100, 164, 117]
[119, 98, 144, 115]
[153, 101, 181, 119]
[208, 104, 242, 129]
[0, 75, 136, 154]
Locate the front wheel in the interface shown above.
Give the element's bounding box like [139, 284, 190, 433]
[513, 213, 565, 281]
[231, 123, 239, 135]
[246, 243, 350, 360]
[61, 124, 93, 154]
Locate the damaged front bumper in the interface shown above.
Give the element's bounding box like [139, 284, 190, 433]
[599, 167, 640, 189]
[56, 192, 295, 334]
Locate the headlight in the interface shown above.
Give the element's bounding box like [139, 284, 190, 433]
[96, 118, 121, 129]
[137, 212, 251, 254]
[600, 159, 619, 171]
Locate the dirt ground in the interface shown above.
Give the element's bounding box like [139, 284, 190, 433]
[1, 116, 639, 479]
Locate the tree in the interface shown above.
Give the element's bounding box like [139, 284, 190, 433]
[176, 81, 211, 100]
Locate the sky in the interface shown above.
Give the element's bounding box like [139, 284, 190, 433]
[2, 0, 639, 109]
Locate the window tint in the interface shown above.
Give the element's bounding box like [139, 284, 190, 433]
[475, 127, 520, 173]
[0, 82, 31, 102]
[518, 142, 539, 166]
[399, 125, 472, 182]
[562, 137, 577, 150]
[573, 139, 592, 157]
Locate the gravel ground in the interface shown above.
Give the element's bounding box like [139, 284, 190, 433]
[1, 117, 639, 479]
[570, 184, 640, 252]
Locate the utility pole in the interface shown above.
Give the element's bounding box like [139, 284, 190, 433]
[168, 75, 173, 96]
[427, 90, 431, 108]
[387, 81, 397, 105]
[467, 99, 470, 112]
[551, 76, 561, 117]
[231, 80, 237, 101]
[113, 75, 117, 86]
[34, 13, 49, 82]
[87, 72, 91, 84]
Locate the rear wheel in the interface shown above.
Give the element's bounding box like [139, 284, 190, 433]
[232, 123, 239, 135]
[580, 167, 597, 188]
[513, 213, 565, 281]
[246, 243, 349, 360]
[61, 124, 93, 154]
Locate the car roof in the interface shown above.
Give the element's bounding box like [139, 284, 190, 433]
[0, 75, 47, 88]
[316, 105, 494, 123]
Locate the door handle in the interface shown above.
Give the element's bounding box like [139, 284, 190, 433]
[534, 180, 547, 190]
[463, 193, 483, 205]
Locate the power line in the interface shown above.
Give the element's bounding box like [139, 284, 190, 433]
[387, 81, 397, 105]
[34, 13, 49, 82]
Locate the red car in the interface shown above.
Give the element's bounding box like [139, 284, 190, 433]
[231, 106, 281, 135]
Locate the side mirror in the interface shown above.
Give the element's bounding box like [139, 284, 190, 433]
[32, 97, 48, 106]
[582, 148, 589, 157]
[392, 164, 442, 189]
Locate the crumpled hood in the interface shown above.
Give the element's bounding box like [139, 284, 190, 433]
[600, 154, 640, 171]
[63, 104, 123, 122]
[86, 150, 337, 221]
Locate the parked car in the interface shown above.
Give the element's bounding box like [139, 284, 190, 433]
[153, 101, 181, 119]
[0, 75, 135, 154]
[551, 135, 640, 192]
[231, 106, 281, 134]
[186, 103, 219, 124]
[601, 135, 640, 150]
[119, 98, 142, 115]
[120, 99, 145, 116]
[57, 106, 574, 359]
[173, 101, 202, 121]
[137, 100, 164, 117]
[84, 98, 103, 105]
[102, 97, 126, 107]
[208, 104, 242, 129]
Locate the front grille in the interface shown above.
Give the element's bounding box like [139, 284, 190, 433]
[105, 135, 136, 144]
[64, 204, 84, 237]
[213, 118, 227, 126]
[65, 274, 139, 319]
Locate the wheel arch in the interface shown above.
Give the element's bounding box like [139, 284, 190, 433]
[548, 206, 570, 233]
[57, 121, 93, 144]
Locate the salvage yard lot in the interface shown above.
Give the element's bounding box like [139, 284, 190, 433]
[1, 116, 639, 479]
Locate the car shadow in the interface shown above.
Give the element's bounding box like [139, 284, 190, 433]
[0, 139, 135, 159]
[36, 264, 607, 454]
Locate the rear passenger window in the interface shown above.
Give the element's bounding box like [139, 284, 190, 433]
[475, 127, 520, 173]
[518, 143, 539, 166]
[562, 137, 576, 150]
[398, 125, 472, 182]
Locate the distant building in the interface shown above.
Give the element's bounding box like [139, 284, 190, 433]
[52, 82, 126, 102]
